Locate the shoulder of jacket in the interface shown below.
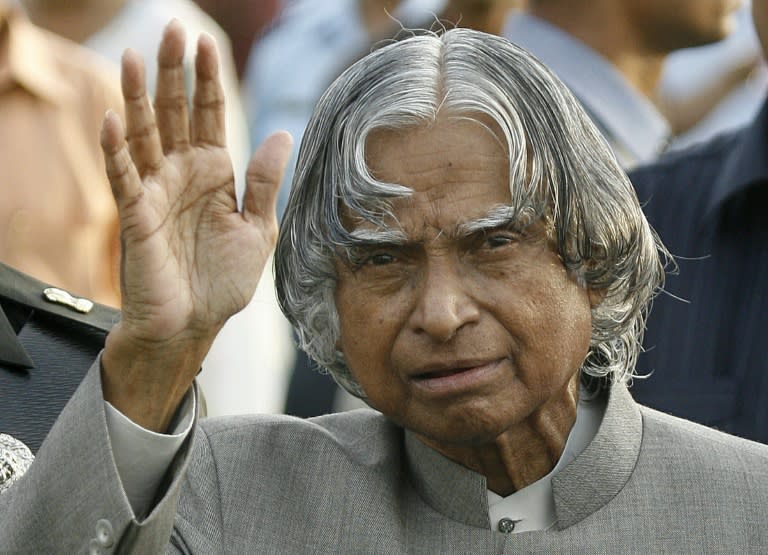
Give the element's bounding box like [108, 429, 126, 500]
[198, 409, 398, 460]
[639, 404, 768, 466]
[631, 130, 741, 186]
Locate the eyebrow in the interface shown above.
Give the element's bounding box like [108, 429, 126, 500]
[456, 205, 520, 237]
[347, 228, 409, 245]
[345, 205, 525, 246]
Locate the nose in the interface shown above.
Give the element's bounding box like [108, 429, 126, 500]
[408, 258, 480, 343]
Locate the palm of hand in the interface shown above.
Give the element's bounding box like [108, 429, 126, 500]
[101, 25, 291, 347]
[119, 146, 274, 343]
[99, 23, 291, 430]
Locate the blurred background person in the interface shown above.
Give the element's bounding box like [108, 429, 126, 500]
[629, 0, 768, 444]
[18, 0, 293, 417]
[504, 0, 742, 168]
[438, 0, 523, 35]
[18, 0, 250, 199]
[658, 1, 768, 149]
[244, 0, 446, 220]
[0, 0, 121, 306]
[191, 0, 281, 81]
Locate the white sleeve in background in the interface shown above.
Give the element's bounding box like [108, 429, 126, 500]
[104, 390, 196, 518]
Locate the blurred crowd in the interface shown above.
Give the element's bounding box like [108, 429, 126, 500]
[1, 0, 766, 442]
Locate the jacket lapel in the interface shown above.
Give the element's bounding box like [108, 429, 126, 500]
[0, 303, 33, 369]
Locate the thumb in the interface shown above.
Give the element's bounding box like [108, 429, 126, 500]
[242, 131, 293, 221]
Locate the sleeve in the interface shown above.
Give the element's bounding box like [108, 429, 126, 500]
[105, 388, 195, 518]
[0, 356, 198, 554]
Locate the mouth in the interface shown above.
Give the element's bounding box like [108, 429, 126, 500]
[413, 366, 474, 379]
[410, 359, 505, 395]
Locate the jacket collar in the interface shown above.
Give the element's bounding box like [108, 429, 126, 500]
[704, 96, 768, 221]
[405, 430, 492, 529]
[404, 381, 642, 531]
[551, 384, 641, 528]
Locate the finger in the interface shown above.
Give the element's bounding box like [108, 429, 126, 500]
[155, 20, 190, 153]
[101, 110, 144, 210]
[191, 33, 226, 147]
[122, 48, 164, 175]
[242, 131, 293, 222]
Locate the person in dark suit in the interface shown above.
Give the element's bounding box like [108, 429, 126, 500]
[629, 0, 768, 444]
[1, 22, 767, 553]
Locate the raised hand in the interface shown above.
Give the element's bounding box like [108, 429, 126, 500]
[100, 21, 292, 431]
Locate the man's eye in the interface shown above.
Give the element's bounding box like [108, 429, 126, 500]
[366, 253, 396, 266]
[485, 234, 515, 249]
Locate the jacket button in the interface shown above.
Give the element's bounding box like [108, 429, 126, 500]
[95, 518, 114, 547]
[497, 517, 519, 533]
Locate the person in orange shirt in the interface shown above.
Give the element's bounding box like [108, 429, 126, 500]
[0, 1, 121, 306]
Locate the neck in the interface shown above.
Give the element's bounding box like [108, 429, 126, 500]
[441, 0, 521, 36]
[19, 0, 127, 44]
[417, 377, 579, 496]
[358, 0, 400, 39]
[529, 3, 665, 98]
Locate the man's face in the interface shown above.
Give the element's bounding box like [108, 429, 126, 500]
[630, 0, 742, 51]
[334, 118, 595, 449]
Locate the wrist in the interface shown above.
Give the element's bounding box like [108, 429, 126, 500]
[101, 322, 215, 432]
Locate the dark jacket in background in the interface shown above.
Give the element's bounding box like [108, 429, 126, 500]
[629, 99, 768, 443]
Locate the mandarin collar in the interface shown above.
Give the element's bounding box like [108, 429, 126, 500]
[0, 5, 74, 104]
[703, 96, 768, 221]
[404, 382, 642, 531]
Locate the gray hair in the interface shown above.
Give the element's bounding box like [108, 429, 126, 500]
[275, 28, 667, 397]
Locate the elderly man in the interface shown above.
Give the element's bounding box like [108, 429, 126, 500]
[1, 22, 766, 553]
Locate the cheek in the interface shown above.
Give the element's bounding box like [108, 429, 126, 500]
[335, 283, 408, 374]
[546, 288, 593, 369]
[335, 297, 411, 415]
[501, 278, 593, 380]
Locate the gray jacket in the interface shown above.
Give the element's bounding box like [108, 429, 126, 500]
[2, 362, 767, 553]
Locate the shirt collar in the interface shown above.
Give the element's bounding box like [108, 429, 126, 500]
[404, 381, 642, 532]
[0, 5, 75, 104]
[704, 96, 768, 219]
[504, 13, 670, 168]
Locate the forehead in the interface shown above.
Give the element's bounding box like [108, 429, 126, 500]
[365, 117, 507, 183]
[352, 117, 513, 233]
